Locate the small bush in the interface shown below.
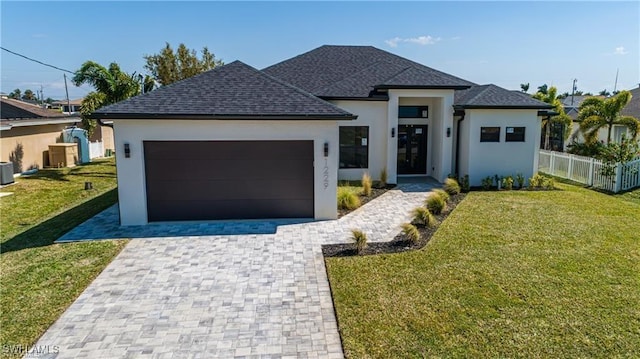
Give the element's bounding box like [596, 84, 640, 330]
[481, 176, 493, 190]
[362, 172, 372, 196]
[351, 229, 368, 255]
[503, 176, 514, 190]
[433, 188, 450, 202]
[425, 193, 446, 214]
[528, 173, 545, 189]
[401, 223, 420, 244]
[379, 167, 388, 188]
[543, 177, 555, 190]
[411, 207, 436, 228]
[515, 173, 525, 189]
[460, 175, 470, 193]
[443, 178, 461, 195]
[337, 187, 361, 210]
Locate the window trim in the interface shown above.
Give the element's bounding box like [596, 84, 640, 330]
[480, 126, 501, 142]
[339, 126, 369, 169]
[505, 126, 526, 142]
[398, 106, 429, 118]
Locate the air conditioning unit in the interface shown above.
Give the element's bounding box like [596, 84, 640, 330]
[0, 162, 15, 185]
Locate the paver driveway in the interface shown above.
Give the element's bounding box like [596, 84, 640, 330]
[34, 183, 435, 358]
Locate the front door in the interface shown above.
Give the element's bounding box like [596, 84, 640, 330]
[397, 125, 428, 174]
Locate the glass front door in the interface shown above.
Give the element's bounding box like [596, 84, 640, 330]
[397, 125, 428, 174]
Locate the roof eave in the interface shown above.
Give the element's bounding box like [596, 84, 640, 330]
[375, 85, 472, 90]
[454, 105, 554, 110]
[319, 96, 389, 102]
[89, 113, 358, 121]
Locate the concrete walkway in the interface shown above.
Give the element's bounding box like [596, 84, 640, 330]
[34, 183, 435, 358]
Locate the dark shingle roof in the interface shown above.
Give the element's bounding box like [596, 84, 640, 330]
[561, 95, 604, 108]
[621, 87, 640, 119]
[1, 98, 69, 119]
[454, 84, 553, 109]
[263, 45, 474, 98]
[91, 61, 355, 120]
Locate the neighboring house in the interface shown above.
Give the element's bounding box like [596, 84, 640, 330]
[1, 98, 114, 173]
[52, 98, 83, 114]
[90, 45, 552, 225]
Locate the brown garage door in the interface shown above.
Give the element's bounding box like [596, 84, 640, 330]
[144, 141, 314, 221]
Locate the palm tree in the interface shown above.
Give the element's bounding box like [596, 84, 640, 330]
[520, 83, 529, 93]
[72, 61, 144, 135]
[578, 90, 639, 144]
[533, 86, 572, 150]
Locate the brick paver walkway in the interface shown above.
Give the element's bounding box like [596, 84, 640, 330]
[34, 183, 435, 358]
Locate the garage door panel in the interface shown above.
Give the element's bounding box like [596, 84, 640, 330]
[144, 158, 313, 181]
[144, 140, 314, 221]
[146, 179, 314, 201]
[147, 199, 313, 221]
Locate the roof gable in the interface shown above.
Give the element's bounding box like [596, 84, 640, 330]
[454, 84, 553, 109]
[621, 87, 640, 119]
[91, 61, 355, 120]
[1, 98, 68, 119]
[263, 45, 474, 98]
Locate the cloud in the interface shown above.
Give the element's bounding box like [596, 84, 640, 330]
[613, 46, 628, 55]
[385, 35, 441, 48]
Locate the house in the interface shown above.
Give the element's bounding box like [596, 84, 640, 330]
[52, 98, 83, 114]
[90, 45, 552, 225]
[0, 98, 114, 172]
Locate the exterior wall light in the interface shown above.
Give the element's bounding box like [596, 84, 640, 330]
[446, 127, 451, 137]
[124, 143, 131, 158]
[391, 127, 395, 138]
[324, 142, 329, 157]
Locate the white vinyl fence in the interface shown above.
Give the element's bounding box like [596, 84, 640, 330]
[539, 150, 640, 193]
[89, 141, 104, 159]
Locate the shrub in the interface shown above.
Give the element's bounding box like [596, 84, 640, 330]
[379, 167, 388, 188]
[515, 173, 525, 189]
[481, 176, 493, 190]
[567, 140, 605, 157]
[460, 175, 470, 193]
[411, 207, 436, 227]
[433, 188, 450, 202]
[351, 229, 368, 255]
[503, 176, 514, 190]
[425, 192, 446, 214]
[443, 178, 461, 195]
[528, 173, 545, 189]
[543, 177, 555, 190]
[362, 172, 372, 196]
[337, 187, 361, 210]
[401, 223, 420, 244]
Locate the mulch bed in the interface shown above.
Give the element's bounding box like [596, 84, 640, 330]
[324, 192, 467, 257]
[337, 185, 396, 219]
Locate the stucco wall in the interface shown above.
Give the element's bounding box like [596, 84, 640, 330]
[89, 125, 115, 151]
[333, 100, 388, 181]
[462, 109, 541, 186]
[0, 124, 68, 173]
[113, 119, 340, 225]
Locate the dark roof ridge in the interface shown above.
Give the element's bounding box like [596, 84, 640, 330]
[313, 59, 400, 95]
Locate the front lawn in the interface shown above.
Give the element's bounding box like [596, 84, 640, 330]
[0, 159, 127, 358]
[326, 183, 640, 358]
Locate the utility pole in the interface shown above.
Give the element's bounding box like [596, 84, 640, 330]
[64, 73, 71, 114]
[613, 68, 619, 94]
[570, 78, 577, 106]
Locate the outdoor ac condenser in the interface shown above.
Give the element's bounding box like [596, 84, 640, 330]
[0, 162, 15, 185]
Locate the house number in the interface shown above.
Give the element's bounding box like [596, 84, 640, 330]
[323, 159, 329, 190]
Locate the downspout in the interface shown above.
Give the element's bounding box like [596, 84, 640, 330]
[455, 110, 466, 177]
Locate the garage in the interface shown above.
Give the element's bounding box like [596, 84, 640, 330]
[144, 140, 314, 221]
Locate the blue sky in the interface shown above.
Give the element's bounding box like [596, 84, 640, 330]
[1, 1, 638, 100]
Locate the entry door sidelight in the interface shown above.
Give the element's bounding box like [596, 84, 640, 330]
[397, 125, 428, 174]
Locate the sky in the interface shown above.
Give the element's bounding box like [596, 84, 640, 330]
[1, 1, 638, 100]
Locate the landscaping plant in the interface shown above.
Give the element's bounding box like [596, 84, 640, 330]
[401, 223, 420, 244]
[379, 167, 388, 188]
[443, 178, 461, 195]
[338, 187, 361, 210]
[411, 207, 436, 228]
[503, 175, 514, 190]
[515, 173, 525, 189]
[460, 175, 470, 193]
[482, 176, 493, 190]
[433, 188, 450, 202]
[361, 172, 372, 196]
[425, 192, 446, 214]
[350, 229, 368, 255]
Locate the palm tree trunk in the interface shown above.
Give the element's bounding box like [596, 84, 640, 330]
[545, 119, 551, 150]
[607, 124, 613, 144]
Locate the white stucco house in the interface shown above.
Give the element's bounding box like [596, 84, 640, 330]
[91, 45, 553, 225]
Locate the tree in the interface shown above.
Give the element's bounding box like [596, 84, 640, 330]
[599, 89, 611, 97]
[533, 86, 572, 150]
[574, 90, 584, 96]
[537, 84, 548, 95]
[8, 89, 21, 99]
[578, 90, 640, 144]
[559, 92, 570, 99]
[72, 61, 142, 136]
[22, 89, 35, 100]
[520, 83, 530, 93]
[144, 42, 223, 86]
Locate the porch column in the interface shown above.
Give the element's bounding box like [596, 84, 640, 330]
[386, 93, 399, 184]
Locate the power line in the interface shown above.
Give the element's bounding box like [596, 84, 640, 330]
[1, 46, 76, 74]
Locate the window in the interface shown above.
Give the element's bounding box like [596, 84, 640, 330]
[398, 106, 429, 118]
[480, 127, 500, 142]
[339, 126, 369, 168]
[506, 127, 525, 142]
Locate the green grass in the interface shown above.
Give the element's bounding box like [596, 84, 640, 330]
[0, 159, 127, 358]
[326, 183, 640, 358]
[615, 187, 640, 205]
